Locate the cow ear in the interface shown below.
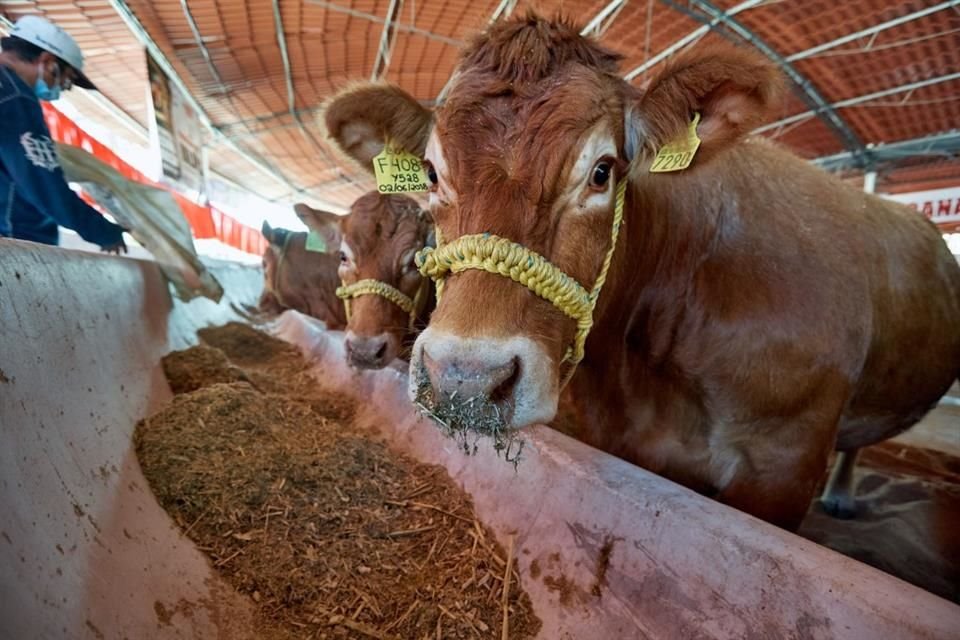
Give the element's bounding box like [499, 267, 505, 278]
[261, 220, 276, 244]
[323, 83, 433, 173]
[294, 203, 342, 250]
[626, 42, 783, 165]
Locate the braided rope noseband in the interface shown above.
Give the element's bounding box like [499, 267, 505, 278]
[336, 277, 429, 331]
[415, 179, 627, 387]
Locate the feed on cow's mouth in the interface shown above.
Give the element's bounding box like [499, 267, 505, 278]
[414, 375, 526, 465]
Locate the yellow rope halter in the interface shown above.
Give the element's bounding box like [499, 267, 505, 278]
[416, 179, 627, 387]
[336, 277, 429, 331]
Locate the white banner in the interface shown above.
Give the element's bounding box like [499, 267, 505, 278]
[884, 186, 960, 228]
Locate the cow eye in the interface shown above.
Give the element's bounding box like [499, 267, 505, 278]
[424, 161, 438, 186]
[589, 160, 612, 189]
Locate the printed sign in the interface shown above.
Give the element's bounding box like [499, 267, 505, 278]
[884, 187, 960, 230]
[147, 52, 205, 196]
[373, 140, 429, 193]
[650, 112, 702, 173]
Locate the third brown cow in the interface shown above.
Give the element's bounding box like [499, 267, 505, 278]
[260, 219, 346, 329]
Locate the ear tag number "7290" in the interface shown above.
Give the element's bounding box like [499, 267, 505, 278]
[650, 112, 702, 173]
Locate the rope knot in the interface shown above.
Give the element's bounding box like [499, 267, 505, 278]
[336, 278, 428, 330]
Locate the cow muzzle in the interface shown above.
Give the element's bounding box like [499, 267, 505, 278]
[409, 328, 558, 430]
[345, 331, 398, 369]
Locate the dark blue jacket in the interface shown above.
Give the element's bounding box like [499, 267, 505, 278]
[0, 65, 123, 246]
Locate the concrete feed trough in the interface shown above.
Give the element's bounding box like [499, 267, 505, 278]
[1, 240, 958, 639]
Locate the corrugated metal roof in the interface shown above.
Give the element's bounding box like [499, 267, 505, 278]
[2, 0, 957, 205]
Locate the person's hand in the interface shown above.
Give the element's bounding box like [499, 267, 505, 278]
[101, 237, 128, 255]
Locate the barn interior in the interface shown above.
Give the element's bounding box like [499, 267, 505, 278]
[1, 1, 959, 639]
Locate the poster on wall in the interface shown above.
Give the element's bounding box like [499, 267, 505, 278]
[146, 51, 205, 198]
[884, 186, 960, 232]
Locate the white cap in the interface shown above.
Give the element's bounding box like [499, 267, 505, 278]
[10, 15, 95, 90]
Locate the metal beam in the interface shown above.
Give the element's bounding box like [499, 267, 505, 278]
[273, 0, 298, 118]
[668, 0, 867, 164]
[786, 1, 960, 62]
[107, 0, 306, 195]
[489, 0, 519, 22]
[581, 0, 629, 38]
[756, 72, 960, 135]
[305, 0, 462, 47]
[179, 0, 231, 97]
[222, 120, 304, 141]
[216, 106, 322, 132]
[371, 0, 404, 80]
[271, 0, 340, 180]
[624, 0, 763, 81]
[812, 130, 960, 173]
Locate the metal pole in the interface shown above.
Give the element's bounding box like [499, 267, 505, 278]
[271, 0, 341, 177]
[680, 0, 866, 163]
[371, 0, 403, 80]
[581, 0, 628, 37]
[787, 1, 960, 62]
[623, 0, 763, 81]
[305, 0, 461, 46]
[756, 72, 960, 135]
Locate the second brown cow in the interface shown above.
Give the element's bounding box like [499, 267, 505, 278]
[296, 191, 433, 370]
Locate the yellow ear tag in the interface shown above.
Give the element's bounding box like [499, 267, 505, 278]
[372, 139, 429, 194]
[650, 112, 701, 173]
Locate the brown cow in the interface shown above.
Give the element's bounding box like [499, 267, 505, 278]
[295, 192, 434, 370]
[323, 14, 960, 529]
[259, 220, 346, 329]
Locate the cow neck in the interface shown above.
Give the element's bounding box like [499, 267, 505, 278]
[270, 232, 296, 310]
[588, 170, 727, 368]
[416, 179, 628, 388]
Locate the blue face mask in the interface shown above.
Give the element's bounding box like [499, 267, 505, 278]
[34, 62, 62, 102]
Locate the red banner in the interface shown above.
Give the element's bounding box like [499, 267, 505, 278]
[42, 103, 267, 256]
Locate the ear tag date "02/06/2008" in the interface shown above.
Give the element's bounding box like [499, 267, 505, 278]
[373, 140, 430, 194]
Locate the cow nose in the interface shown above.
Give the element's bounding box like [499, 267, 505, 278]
[409, 330, 559, 429]
[345, 332, 393, 369]
[422, 350, 519, 404]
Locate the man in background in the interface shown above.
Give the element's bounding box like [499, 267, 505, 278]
[0, 15, 126, 252]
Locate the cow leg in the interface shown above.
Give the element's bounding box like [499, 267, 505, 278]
[714, 412, 841, 531]
[819, 449, 860, 519]
[718, 462, 824, 531]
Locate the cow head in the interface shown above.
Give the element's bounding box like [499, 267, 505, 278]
[324, 14, 781, 427]
[259, 219, 345, 327]
[296, 192, 432, 370]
